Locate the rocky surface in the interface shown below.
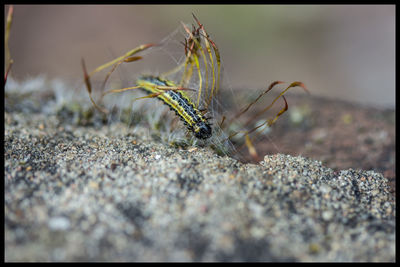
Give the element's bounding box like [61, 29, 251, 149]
[5, 109, 395, 262]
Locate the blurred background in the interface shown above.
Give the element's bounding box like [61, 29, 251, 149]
[5, 5, 395, 108]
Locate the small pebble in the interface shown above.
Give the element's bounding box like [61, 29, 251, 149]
[48, 217, 70, 231]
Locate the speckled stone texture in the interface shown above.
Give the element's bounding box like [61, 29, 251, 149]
[5, 111, 395, 262]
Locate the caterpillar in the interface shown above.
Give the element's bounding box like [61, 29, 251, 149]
[136, 75, 212, 139]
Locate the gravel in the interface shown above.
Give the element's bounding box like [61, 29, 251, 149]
[5, 109, 395, 262]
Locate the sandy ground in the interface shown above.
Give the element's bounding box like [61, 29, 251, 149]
[4, 79, 395, 261]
